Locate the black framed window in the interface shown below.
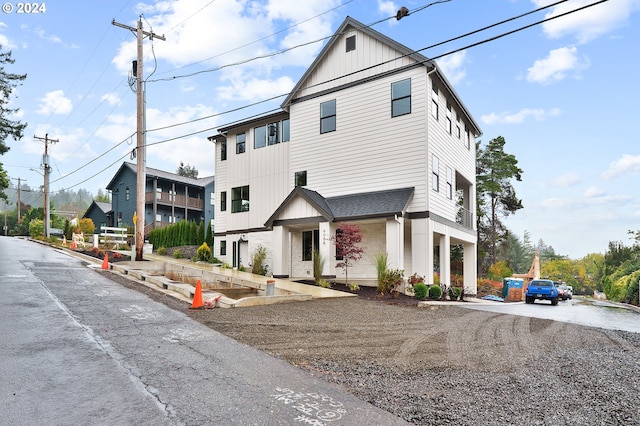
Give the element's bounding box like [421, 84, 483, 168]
[320, 100, 336, 134]
[302, 230, 313, 261]
[446, 166, 453, 199]
[432, 155, 440, 192]
[231, 186, 250, 213]
[254, 126, 266, 149]
[391, 79, 411, 117]
[267, 122, 279, 145]
[346, 35, 356, 52]
[335, 228, 344, 260]
[220, 240, 227, 256]
[221, 140, 227, 161]
[220, 191, 227, 211]
[236, 132, 246, 154]
[295, 171, 307, 187]
[282, 119, 290, 142]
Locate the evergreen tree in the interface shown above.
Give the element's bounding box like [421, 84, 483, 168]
[476, 136, 523, 272]
[176, 162, 198, 178]
[0, 48, 28, 201]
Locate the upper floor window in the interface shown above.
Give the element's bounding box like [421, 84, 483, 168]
[220, 191, 227, 211]
[446, 116, 452, 135]
[446, 166, 453, 199]
[267, 122, 279, 145]
[346, 35, 356, 52]
[431, 99, 439, 121]
[295, 171, 307, 187]
[254, 125, 266, 149]
[221, 140, 227, 161]
[231, 185, 250, 213]
[282, 119, 290, 142]
[236, 133, 246, 154]
[125, 187, 130, 201]
[391, 79, 411, 117]
[320, 100, 336, 134]
[210, 192, 215, 206]
[432, 154, 440, 192]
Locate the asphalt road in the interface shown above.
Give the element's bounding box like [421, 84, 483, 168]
[0, 236, 407, 425]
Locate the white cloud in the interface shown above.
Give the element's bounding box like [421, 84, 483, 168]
[35, 27, 62, 43]
[533, 0, 640, 44]
[437, 51, 467, 85]
[602, 154, 640, 178]
[481, 107, 560, 125]
[584, 186, 605, 198]
[37, 90, 73, 115]
[526, 46, 588, 84]
[111, 0, 337, 103]
[551, 173, 580, 187]
[142, 103, 220, 176]
[101, 93, 121, 107]
[377, 1, 398, 17]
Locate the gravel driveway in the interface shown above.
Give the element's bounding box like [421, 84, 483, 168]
[106, 271, 640, 425]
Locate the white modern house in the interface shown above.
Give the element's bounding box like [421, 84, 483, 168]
[208, 16, 481, 294]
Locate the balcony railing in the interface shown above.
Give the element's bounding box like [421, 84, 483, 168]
[145, 191, 204, 209]
[456, 207, 474, 229]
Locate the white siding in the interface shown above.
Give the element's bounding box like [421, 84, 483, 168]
[297, 28, 419, 98]
[290, 66, 430, 211]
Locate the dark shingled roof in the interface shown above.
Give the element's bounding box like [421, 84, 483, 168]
[327, 187, 414, 220]
[265, 187, 414, 227]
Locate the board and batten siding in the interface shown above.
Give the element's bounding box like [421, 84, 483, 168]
[296, 28, 419, 99]
[215, 128, 290, 233]
[290, 66, 430, 211]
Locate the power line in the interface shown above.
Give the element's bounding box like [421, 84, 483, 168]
[53, 0, 604, 192]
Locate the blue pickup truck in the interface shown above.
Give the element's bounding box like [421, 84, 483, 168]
[525, 279, 559, 305]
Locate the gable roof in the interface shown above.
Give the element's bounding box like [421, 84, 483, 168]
[107, 162, 214, 189]
[280, 16, 481, 136]
[83, 200, 112, 218]
[265, 186, 414, 228]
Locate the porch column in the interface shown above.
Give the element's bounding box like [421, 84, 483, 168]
[319, 221, 332, 276]
[439, 234, 451, 288]
[386, 216, 404, 270]
[411, 218, 434, 284]
[463, 242, 477, 295]
[271, 225, 289, 277]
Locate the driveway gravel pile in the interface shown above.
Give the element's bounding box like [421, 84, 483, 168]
[108, 272, 640, 425]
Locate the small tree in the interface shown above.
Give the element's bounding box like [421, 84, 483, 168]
[330, 223, 364, 284]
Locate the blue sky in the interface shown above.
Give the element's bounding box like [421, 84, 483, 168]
[1, 0, 639, 260]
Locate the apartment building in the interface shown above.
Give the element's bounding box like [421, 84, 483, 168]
[209, 17, 481, 293]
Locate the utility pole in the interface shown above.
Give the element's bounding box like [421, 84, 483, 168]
[34, 133, 58, 238]
[112, 17, 165, 261]
[11, 177, 26, 224]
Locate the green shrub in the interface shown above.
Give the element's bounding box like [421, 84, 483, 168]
[29, 219, 44, 238]
[414, 283, 428, 300]
[313, 249, 325, 283]
[348, 282, 360, 291]
[251, 245, 268, 275]
[374, 252, 389, 288]
[196, 242, 212, 262]
[449, 286, 461, 300]
[157, 246, 167, 255]
[318, 279, 332, 289]
[173, 249, 183, 259]
[377, 268, 404, 295]
[222, 262, 232, 269]
[428, 285, 443, 300]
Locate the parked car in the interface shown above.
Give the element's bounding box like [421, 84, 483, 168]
[525, 279, 559, 305]
[555, 282, 568, 301]
[566, 286, 573, 298]
[563, 284, 573, 299]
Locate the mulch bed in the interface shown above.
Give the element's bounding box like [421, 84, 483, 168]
[74, 247, 132, 262]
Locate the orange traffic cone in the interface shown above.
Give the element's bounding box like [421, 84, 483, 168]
[62, 235, 67, 247]
[101, 253, 109, 270]
[190, 280, 204, 309]
[70, 239, 76, 249]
